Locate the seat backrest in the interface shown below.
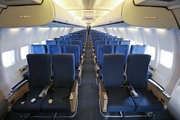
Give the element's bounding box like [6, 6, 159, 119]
[114, 38, 122, 41]
[120, 40, 131, 46]
[52, 54, 75, 88]
[31, 45, 47, 54]
[57, 41, 69, 52]
[47, 45, 63, 63]
[114, 45, 130, 64]
[65, 38, 72, 41]
[105, 38, 113, 41]
[46, 40, 56, 45]
[65, 45, 80, 68]
[126, 54, 151, 89]
[71, 40, 82, 52]
[130, 45, 146, 54]
[98, 45, 113, 68]
[95, 40, 107, 56]
[103, 54, 125, 88]
[54, 38, 63, 41]
[108, 41, 119, 52]
[27, 54, 51, 89]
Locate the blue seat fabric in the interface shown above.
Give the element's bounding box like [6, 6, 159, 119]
[132, 89, 164, 112]
[47, 45, 63, 63]
[114, 45, 130, 64]
[58, 41, 69, 53]
[130, 45, 146, 54]
[102, 54, 135, 112]
[12, 54, 51, 113]
[46, 41, 56, 45]
[31, 45, 47, 54]
[106, 89, 135, 112]
[41, 54, 75, 113]
[126, 54, 163, 112]
[41, 89, 71, 113]
[71, 40, 82, 53]
[12, 89, 45, 113]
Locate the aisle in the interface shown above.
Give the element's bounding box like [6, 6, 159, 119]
[71, 34, 104, 120]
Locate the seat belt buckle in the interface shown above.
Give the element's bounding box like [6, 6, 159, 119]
[48, 99, 53, 104]
[31, 98, 36, 103]
[21, 101, 25, 105]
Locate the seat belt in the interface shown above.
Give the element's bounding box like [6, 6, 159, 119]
[21, 92, 28, 105]
[48, 87, 54, 104]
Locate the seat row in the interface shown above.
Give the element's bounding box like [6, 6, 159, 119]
[99, 54, 170, 118]
[12, 54, 78, 119]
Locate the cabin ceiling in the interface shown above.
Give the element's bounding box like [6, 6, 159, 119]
[53, 0, 124, 26]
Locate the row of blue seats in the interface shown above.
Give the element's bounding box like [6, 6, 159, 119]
[34, 40, 83, 54]
[13, 54, 79, 119]
[99, 54, 166, 118]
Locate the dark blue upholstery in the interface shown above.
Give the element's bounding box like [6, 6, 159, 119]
[103, 54, 125, 88]
[105, 38, 113, 41]
[52, 54, 75, 88]
[46, 40, 56, 45]
[27, 54, 51, 89]
[120, 40, 131, 46]
[47, 45, 63, 63]
[132, 89, 164, 112]
[41, 89, 71, 113]
[126, 54, 151, 89]
[58, 41, 69, 53]
[12, 54, 51, 113]
[98, 45, 112, 68]
[71, 40, 82, 52]
[65, 45, 80, 68]
[114, 38, 122, 41]
[108, 41, 119, 52]
[55, 38, 63, 41]
[12, 89, 45, 113]
[95, 41, 107, 57]
[102, 54, 135, 112]
[106, 88, 135, 112]
[65, 38, 72, 41]
[41, 54, 75, 113]
[130, 45, 146, 54]
[31, 45, 47, 54]
[114, 45, 130, 64]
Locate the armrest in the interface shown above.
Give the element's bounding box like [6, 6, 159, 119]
[99, 80, 108, 112]
[4, 81, 29, 107]
[96, 63, 100, 70]
[147, 79, 170, 108]
[126, 85, 138, 98]
[69, 80, 78, 112]
[148, 79, 164, 92]
[39, 81, 53, 99]
[78, 63, 82, 71]
[19, 65, 28, 73]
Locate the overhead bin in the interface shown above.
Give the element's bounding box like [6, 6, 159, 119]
[122, 0, 179, 29]
[93, 0, 179, 29]
[0, 0, 84, 28]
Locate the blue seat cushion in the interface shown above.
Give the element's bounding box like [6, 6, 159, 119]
[106, 88, 135, 112]
[12, 89, 44, 113]
[41, 89, 71, 113]
[132, 89, 164, 112]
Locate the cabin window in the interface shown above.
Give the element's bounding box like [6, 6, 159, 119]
[160, 50, 173, 68]
[21, 45, 29, 60]
[146, 45, 155, 60]
[2, 49, 15, 67]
